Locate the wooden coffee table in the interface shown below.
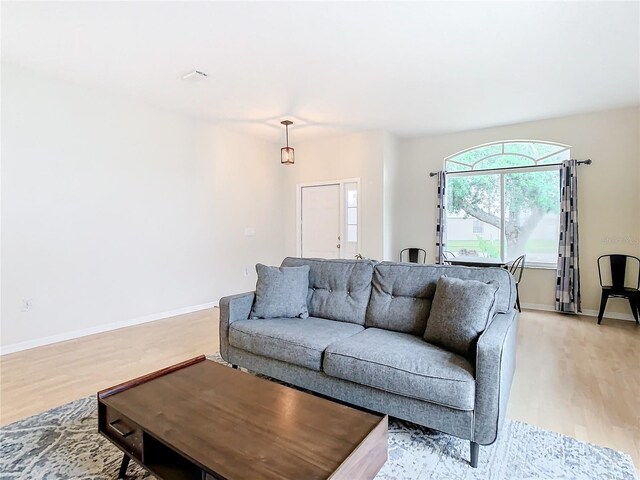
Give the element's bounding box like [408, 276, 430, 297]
[97, 356, 388, 479]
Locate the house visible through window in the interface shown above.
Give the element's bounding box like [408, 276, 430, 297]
[472, 220, 484, 234]
[445, 141, 569, 267]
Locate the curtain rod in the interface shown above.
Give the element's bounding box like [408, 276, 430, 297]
[428, 159, 592, 177]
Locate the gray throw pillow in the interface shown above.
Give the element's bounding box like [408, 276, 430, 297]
[423, 276, 498, 358]
[250, 264, 310, 319]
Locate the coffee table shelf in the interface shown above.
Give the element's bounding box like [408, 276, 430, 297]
[144, 433, 204, 480]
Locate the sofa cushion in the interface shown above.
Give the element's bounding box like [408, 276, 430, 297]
[250, 264, 310, 319]
[366, 263, 436, 335]
[281, 257, 374, 325]
[424, 276, 498, 358]
[229, 317, 364, 371]
[323, 328, 475, 410]
[366, 263, 516, 335]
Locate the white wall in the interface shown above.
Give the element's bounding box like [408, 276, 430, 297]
[1, 63, 286, 351]
[282, 131, 386, 261]
[383, 132, 401, 261]
[395, 106, 640, 317]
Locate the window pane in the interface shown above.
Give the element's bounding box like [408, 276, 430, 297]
[448, 144, 502, 167]
[503, 142, 537, 156]
[347, 190, 357, 207]
[445, 161, 471, 172]
[474, 154, 534, 170]
[504, 142, 565, 159]
[446, 174, 501, 260]
[347, 207, 357, 224]
[537, 149, 570, 165]
[504, 170, 560, 264]
[347, 225, 357, 242]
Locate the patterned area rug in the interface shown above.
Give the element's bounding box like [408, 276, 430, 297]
[1, 360, 636, 479]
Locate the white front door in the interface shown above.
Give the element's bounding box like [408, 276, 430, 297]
[301, 184, 341, 259]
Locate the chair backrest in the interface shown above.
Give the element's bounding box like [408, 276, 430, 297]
[509, 255, 526, 283]
[399, 248, 427, 264]
[444, 250, 456, 259]
[597, 254, 640, 290]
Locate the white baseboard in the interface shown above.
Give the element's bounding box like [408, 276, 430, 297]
[0, 301, 218, 356]
[521, 302, 636, 322]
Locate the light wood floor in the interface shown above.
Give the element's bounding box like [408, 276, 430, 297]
[1, 308, 638, 472]
[0, 309, 218, 426]
[508, 310, 639, 473]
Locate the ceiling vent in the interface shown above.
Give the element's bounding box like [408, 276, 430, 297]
[182, 70, 208, 81]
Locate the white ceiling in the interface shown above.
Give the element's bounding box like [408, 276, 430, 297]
[2, 1, 639, 142]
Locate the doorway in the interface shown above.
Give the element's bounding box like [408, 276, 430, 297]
[297, 179, 360, 259]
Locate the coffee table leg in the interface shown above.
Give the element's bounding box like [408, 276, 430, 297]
[118, 454, 130, 479]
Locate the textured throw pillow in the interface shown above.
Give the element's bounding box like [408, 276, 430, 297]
[423, 276, 498, 358]
[250, 264, 310, 319]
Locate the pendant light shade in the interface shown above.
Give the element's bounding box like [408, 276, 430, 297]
[281, 120, 294, 165]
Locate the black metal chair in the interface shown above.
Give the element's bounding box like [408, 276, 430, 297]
[508, 255, 526, 312]
[597, 254, 640, 324]
[441, 250, 456, 264]
[400, 248, 427, 264]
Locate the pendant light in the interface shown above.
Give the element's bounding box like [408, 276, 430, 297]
[280, 120, 294, 165]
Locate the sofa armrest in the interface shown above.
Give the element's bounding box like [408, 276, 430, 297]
[219, 292, 255, 361]
[473, 310, 518, 445]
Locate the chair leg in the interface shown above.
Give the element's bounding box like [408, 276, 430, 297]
[597, 291, 608, 325]
[515, 283, 521, 312]
[628, 295, 639, 324]
[470, 441, 479, 468]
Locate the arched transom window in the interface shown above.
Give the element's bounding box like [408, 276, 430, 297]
[445, 140, 570, 172]
[444, 140, 570, 267]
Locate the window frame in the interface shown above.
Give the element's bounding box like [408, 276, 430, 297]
[444, 141, 569, 269]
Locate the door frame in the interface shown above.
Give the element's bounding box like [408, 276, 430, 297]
[296, 178, 361, 259]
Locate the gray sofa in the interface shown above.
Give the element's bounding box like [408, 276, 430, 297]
[219, 257, 519, 467]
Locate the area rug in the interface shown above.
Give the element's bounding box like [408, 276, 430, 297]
[1, 361, 636, 480]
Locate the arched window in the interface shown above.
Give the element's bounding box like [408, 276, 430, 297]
[444, 140, 570, 267]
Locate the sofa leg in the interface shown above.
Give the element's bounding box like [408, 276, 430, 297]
[231, 364, 238, 369]
[470, 441, 479, 468]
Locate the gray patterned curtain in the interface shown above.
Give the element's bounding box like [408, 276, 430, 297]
[435, 171, 447, 265]
[555, 160, 581, 313]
